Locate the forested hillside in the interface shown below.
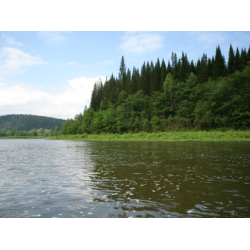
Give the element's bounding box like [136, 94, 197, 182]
[0, 114, 65, 131]
[62, 44, 250, 134]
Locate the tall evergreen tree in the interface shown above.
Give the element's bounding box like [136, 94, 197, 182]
[126, 68, 131, 95]
[235, 47, 241, 71]
[247, 46, 250, 62]
[146, 62, 151, 96]
[131, 67, 138, 95]
[118, 56, 126, 92]
[166, 61, 172, 74]
[189, 60, 195, 74]
[154, 58, 161, 92]
[178, 52, 189, 82]
[228, 44, 235, 74]
[196, 59, 201, 78]
[240, 48, 247, 71]
[171, 52, 178, 79]
[199, 54, 209, 83]
[138, 62, 147, 94]
[160, 59, 167, 92]
[207, 58, 213, 78]
[213, 45, 226, 79]
[149, 61, 155, 93]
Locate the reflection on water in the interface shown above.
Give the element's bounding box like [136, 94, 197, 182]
[0, 139, 249, 218]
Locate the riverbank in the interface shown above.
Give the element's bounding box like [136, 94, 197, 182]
[49, 131, 250, 141]
[0, 136, 46, 139]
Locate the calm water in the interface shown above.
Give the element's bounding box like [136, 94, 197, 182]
[0, 139, 249, 218]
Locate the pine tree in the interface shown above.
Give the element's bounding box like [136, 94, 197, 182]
[199, 54, 209, 83]
[166, 61, 172, 75]
[196, 59, 201, 78]
[146, 62, 151, 96]
[131, 67, 137, 95]
[235, 47, 241, 71]
[228, 44, 235, 74]
[178, 52, 189, 82]
[207, 58, 213, 78]
[90, 83, 97, 111]
[149, 61, 155, 93]
[171, 52, 178, 79]
[139, 62, 147, 94]
[213, 45, 226, 79]
[154, 58, 161, 92]
[240, 48, 247, 71]
[118, 56, 126, 92]
[126, 68, 131, 95]
[160, 59, 167, 92]
[189, 60, 195, 74]
[247, 46, 250, 62]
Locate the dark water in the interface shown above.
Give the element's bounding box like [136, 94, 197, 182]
[0, 139, 249, 218]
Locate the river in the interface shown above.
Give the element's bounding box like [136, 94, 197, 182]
[0, 139, 249, 218]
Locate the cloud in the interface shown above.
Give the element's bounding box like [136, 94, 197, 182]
[38, 31, 68, 43]
[1, 34, 24, 46]
[188, 31, 229, 47]
[0, 76, 107, 119]
[0, 47, 46, 77]
[119, 32, 163, 53]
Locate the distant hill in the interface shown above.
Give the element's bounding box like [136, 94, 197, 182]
[0, 114, 66, 131]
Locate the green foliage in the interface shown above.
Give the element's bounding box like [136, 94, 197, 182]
[0, 114, 65, 131]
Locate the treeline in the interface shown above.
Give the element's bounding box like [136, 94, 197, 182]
[0, 114, 65, 131]
[0, 126, 60, 137]
[62, 44, 250, 134]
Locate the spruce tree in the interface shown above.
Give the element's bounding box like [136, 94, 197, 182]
[235, 47, 241, 71]
[131, 67, 138, 95]
[166, 61, 172, 74]
[199, 54, 209, 83]
[171, 52, 178, 79]
[247, 46, 250, 62]
[213, 45, 226, 79]
[154, 58, 161, 92]
[118, 56, 126, 92]
[178, 52, 189, 82]
[228, 44, 235, 74]
[149, 61, 155, 93]
[146, 62, 151, 96]
[207, 58, 213, 78]
[126, 68, 131, 95]
[160, 59, 167, 92]
[138, 62, 146, 94]
[189, 60, 195, 75]
[196, 59, 201, 79]
[240, 48, 247, 71]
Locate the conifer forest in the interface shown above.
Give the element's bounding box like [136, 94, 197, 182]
[61, 44, 250, 134]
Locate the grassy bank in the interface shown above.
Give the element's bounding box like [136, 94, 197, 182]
[0, 136, 47, 139]
[49, 131, 250, 141]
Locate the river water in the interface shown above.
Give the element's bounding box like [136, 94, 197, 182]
[0, 139, 249, 218]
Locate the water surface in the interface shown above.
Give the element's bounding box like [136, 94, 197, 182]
[0, 139, 249, 218]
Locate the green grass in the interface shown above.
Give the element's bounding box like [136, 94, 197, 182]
[0, 136, 47, 139]
[49, 131, 250, 141]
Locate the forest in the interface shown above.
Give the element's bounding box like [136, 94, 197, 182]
[60, 44, 250, 134]
[0, 114, 65, 137]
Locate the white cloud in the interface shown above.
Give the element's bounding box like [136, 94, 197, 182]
[38, 31, 68, 43]
[0, 47, 46, 77]
[0, 76, 107, 119]
[1, 34, 24, 46]
[188, 31, 229, 47]
[119, 32, 163, 53]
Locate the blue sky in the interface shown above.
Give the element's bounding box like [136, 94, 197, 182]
[0, 31, 250, 119]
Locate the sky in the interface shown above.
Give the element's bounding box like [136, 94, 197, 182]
[0, 31, 249, 120]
